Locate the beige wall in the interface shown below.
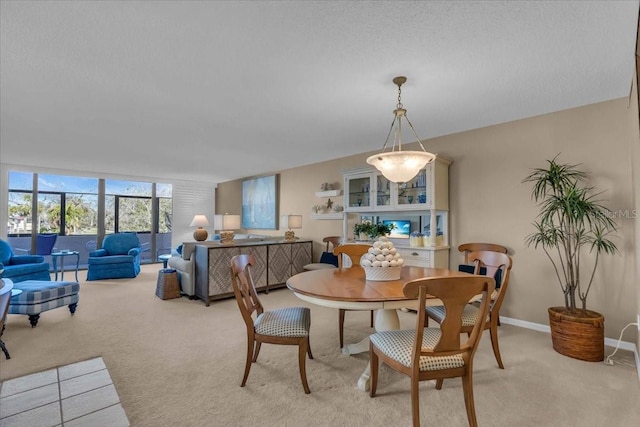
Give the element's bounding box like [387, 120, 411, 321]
[217, 96, 639, 342]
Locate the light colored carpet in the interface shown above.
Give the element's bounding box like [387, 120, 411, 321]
[1, 264, 638, 426]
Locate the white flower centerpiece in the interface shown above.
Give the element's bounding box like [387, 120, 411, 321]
[360, 236, 404, 281]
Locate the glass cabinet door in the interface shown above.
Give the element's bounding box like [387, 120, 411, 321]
[346, 174, 371, 210]
[396, 168, 428, 208]
[374, 174, 392, 208]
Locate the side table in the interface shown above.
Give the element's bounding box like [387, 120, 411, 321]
[155, 268, 180, 300]
[158, 254, 172, 269]
[51, 251, 80, 282]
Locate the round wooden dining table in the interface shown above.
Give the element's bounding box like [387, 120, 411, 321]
[286, 265, 471, 391]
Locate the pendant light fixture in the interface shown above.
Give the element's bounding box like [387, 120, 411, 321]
[367, 76, 436, 183]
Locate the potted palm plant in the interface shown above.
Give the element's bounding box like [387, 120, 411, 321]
[523, 156, 618, 361]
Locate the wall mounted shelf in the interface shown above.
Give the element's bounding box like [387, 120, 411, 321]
[315, 189, 342, 198]
[310, 213, 343, 220]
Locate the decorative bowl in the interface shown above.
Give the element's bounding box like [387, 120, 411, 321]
[363, 266, 402, 281]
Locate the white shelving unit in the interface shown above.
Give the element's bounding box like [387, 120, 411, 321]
[340, 156, 452, 268]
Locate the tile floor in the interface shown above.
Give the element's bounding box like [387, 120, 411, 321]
[0, 357, 129, 427]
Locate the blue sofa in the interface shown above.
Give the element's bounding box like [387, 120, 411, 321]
[87, 233, 142, 281]
[0, 239, 51, 283]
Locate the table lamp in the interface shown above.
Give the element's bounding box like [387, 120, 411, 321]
[281, 214, 302, 241]
[190, 214, 210, 241]
[214, 213, 241, 245]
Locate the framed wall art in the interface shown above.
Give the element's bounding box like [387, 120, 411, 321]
[241, 174, 279, 229]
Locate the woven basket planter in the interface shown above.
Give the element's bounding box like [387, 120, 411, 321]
[548, 307, 604, 362]
[364, 266, 402, 281]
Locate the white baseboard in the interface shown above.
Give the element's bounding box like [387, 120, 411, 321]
[500, 316, 640, 384]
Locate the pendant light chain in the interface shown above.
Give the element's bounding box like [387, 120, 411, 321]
[366, 75, 436, 183]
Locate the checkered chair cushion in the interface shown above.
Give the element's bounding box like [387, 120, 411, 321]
[425, 304, 489, 327]
[370, 328, 465, 371]
[9, 280, 79, 315]
[254, 306, 310, 337]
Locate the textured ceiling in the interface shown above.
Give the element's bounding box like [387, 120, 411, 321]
[1, 1, 638, 183]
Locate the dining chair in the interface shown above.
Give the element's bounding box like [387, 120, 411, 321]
[303, 236, 341, 271]
[457, 243, 508, 326]
[426, 250, 513, 368]
[334, 243, 373, 348]
[230, 254, 313, 394]
[370, 275, 495, 427]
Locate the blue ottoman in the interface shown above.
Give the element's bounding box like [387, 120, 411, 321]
[9, 280, 79, 327]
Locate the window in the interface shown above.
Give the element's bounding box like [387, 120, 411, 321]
[7, 171, 173, 265]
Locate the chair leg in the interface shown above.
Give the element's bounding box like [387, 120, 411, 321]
[0, 324, 8, 359]
[462, 373, 478, 427]
[435, 378, 444, 390]
[298, 339, 311, 394]
[370, 310, 374, 327]
[0, 339, 10, 360]
[306, 336, 313, 359]
[252, 341, 262, 362]
[411, 375, 421, 427]
[489, 321, 504, 369]
[369, 345, 378, 397]
[339, 309, 346, 348]
[241, 339, 254, 387]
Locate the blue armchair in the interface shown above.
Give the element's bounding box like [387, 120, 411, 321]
[87, 233, 142, 281]
[0, 239, 51, 283]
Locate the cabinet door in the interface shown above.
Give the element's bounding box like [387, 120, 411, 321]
[291, 241, 312, 275]
[240, 245, 267, 289]
[208, 247, 240, 297]
[396, 167, 429, 210]
[345, 173, 373, 211]
[267, 244, 291, 285]
[373, 173, 393, 209]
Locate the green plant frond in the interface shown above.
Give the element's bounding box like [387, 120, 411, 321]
[586, 224, 619, 255]
[525, 221, 565, 248]
[522, 155, 587, 201]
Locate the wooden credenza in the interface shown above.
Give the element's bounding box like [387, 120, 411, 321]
[194, 239, 312, 306]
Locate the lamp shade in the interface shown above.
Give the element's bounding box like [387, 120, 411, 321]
[214, 214, 241, 231]
[280, 214, 303, 230]
[190, 214, 210, 227]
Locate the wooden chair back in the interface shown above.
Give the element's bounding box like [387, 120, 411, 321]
[468, 251, 512, 316]
[323, 236, 342, 252]
[230, 254, 264, 331]
[333, 244, 371, 268]
[458, 242, 507, 263]
[404, 275, 494, 364]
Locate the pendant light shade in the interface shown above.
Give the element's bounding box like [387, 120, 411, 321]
[367, 151, 435, 184]
[367, 76, 436, 183]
